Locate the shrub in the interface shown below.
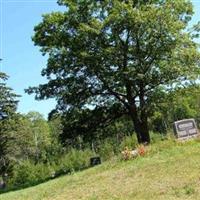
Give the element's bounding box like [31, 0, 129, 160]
[120, 134, 137, 151]
[8, 148, 93, 188]
[58, 148, 93, 174]
[98, 140, 115, 161]
[8, 160, 52, 187]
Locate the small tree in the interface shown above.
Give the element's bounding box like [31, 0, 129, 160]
[27, 0, 200, 144]
[25, 112, 51, 163]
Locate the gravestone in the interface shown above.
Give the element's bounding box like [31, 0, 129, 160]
[173, 118, 199, 140]
[90, 156, 101, 167]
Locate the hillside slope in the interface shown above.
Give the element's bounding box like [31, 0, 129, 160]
[1, 139, 200, 200]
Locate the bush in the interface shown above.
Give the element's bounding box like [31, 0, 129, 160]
[98, 140, 115, 161]
[8, 160, 52, 187]
[120, 134, 137, 151]
[150, 132, 166, 143]
[8, 148, 93, 188]
[57, 148, 93, 175]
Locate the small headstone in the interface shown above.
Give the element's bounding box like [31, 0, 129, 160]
[173, 118, 199, 140]
[90, 156, 101, 167]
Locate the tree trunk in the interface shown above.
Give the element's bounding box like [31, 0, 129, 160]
[129, 106, 150, 144]
[138, 119, 150, 144]
[125, 81, 150, 144]
[131, 117, 150, 144]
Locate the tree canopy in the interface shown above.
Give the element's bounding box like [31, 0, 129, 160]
[27, 0, 200, 144]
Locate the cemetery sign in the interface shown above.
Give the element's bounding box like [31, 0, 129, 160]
[173, 118, 199, 140]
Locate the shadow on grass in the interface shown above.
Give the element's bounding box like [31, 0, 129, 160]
[0, 165, 93, 195]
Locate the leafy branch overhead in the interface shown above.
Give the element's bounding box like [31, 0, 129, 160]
[26, 0, 200, 143]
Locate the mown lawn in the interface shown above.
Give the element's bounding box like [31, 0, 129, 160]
[1, 139, 200, 200]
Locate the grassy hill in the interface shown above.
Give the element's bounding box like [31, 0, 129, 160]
[1, 139, 200, 200]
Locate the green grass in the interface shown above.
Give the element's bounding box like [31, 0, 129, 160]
[2, 139, 200, 200]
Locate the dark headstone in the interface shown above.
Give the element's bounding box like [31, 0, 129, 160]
[173, 118, 199, 140]
[90, 156, 101, 166]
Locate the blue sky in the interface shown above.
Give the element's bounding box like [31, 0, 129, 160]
[0, 0, 200, 118]
[0, 0, 64, 118]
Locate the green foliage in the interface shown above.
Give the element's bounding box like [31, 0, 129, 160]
[9, 160, 52, 187]
[150, 85, 200, 132]
[98, 140, 115, 161]
[4, 112, 52, 164]
[60, 104, 126, 146]
[120, 134, 138, 151]
[0, 72, 19, 113]
[150, 112, 168, 134]
[8, 148, 93, 188]
[24, 112, 51, 163]
[56, 148, 93, 175]
[0, 72, 19, 182]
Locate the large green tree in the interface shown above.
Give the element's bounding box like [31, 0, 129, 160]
[0, 71, 19, 185]
[27, 0, 200, 143]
